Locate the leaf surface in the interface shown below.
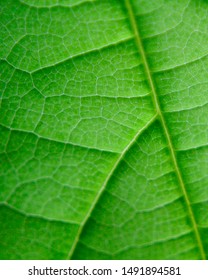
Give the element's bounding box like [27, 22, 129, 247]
[0, 0, 208, 259]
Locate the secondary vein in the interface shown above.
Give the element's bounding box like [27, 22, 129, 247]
[68, 114, 157, 259]
[125, 0, 206, 260]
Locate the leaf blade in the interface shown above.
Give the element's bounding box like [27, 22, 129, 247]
[0, 0, 208, 259]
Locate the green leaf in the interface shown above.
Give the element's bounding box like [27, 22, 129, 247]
[0, 0, 208, 260]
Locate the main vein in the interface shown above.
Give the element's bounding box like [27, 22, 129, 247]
[125, 0, 206, 260]
[68, 114, 157, 259]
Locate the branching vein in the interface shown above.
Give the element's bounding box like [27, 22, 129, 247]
[68, 114, 157, 259]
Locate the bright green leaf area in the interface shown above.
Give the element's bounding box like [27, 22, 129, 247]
[0, 0, 208, 260]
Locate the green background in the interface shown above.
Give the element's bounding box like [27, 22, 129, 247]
[0, 0, 208, 259]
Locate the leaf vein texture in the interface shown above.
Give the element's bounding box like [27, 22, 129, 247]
[125, 0, 206, 260]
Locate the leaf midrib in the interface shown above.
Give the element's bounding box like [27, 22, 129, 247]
[68, 0, 206, 260]
[125, 0, 206, 260]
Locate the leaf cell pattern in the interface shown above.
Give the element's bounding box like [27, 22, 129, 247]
[0, 0, 208, 259]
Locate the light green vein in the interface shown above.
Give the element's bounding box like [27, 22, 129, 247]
[0, 123, 117, 154]
[19, 0, 96, 9]
[30, 37, 133, 73]
[125, 0, 206, 260]
[0, 202, 78, 225]
[68, 114, 157, 259]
